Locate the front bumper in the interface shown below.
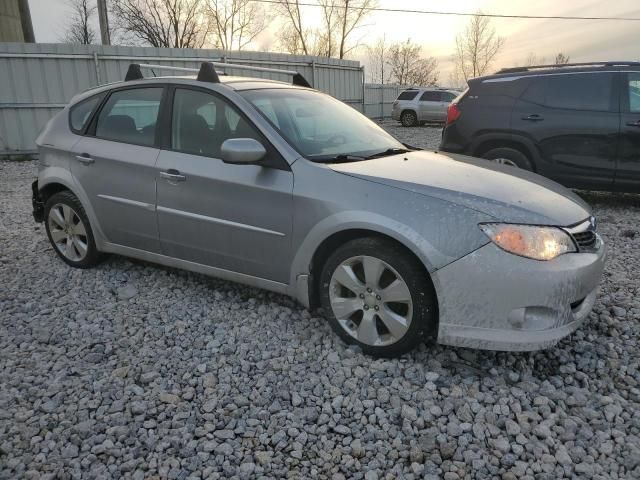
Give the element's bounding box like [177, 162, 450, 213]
[432, 239, 606, 351]
[32, 180, 44, 223]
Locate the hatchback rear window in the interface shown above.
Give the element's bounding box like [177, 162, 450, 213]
[397, 91, 418, 100]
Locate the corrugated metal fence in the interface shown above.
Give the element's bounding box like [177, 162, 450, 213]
[0, 42, 364, 156]
[364, 83, 406, 119]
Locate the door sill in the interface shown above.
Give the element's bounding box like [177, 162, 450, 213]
[101, 242, 289, 295]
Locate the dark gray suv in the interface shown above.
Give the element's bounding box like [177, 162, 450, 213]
[440, 61, 640, 193]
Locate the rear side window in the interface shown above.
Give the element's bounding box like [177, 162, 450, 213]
[442, 92, 458, 102]
[420, 91, 441, 102]
[69, 93, 104, 133]
[95, 87, 163, 146]
[397, 91, 418, 100]
[522, 73, 614, 112]
[628, 73, 640, 113]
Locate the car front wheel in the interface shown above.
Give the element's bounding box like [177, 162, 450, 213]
[319, 237, 437, 357]
[44, 191, 102, 268]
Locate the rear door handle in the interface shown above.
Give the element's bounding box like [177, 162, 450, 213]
[160, 169, 186, 182]
[626, 120, 640, 127]
[522, 114, 544, 122]
[75, 154, 94, 165]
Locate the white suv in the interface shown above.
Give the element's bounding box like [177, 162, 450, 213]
[391, 88, 459, 126]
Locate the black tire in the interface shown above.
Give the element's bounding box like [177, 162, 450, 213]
[319, 237, 437, 357]
[44, 190, 103, 268]
[482, 147, 533, 170]
[400, 111, 418, 127]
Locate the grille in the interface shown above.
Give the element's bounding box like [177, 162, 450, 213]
[573, 230, 597, 249]
[566, 217, 598, 252]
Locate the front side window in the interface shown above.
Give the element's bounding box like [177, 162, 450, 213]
[171, 88, 261, 157]
[544, 73, 614, 112]
[95, 88, 162, 146]
[628, 73, 640, 113]
[241, 89, 405, 161]
[70, 93, 104, 133]
[420, 91, 441, 102]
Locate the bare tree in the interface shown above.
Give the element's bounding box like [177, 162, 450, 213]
[555, 52, 570, 64]
[205, 0, 268, 51]
[111, 0, 208, 48]
[62, 0, 97, 44]
[366, 35, 389, 83]
[454, 12, 504, 80]
[523, 52, 546, 66]
[274, 0, 376, 58]
[273, 0, 311, 55]
[335, 0, 377, 59]
[387, 39, 438, 86]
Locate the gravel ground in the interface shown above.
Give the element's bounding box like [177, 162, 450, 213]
[1, 125, 640, 479]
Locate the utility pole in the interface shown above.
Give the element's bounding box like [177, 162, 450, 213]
[17, 0, 35, 42]
[97, 0, 111, 45]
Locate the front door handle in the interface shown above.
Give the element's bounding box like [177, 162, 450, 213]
[75, 154, 94, 165]
[160, 169, 186, 182]
[522, 114, 544, 122]
[626, 120, 640, 127]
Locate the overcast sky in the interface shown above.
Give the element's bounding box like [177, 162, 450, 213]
[28, 0, 640, 82]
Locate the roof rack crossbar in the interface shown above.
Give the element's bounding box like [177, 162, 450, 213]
[124, 61, 312, 87]
[497, 61, 640, 74]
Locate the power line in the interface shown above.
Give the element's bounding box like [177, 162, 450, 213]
[248, 0, 640, 22]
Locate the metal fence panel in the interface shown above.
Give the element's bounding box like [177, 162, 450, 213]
[0, 42, 364, 155]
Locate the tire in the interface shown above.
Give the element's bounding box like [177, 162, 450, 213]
[400, 111, 418, 127]
[44, 190, 102, 268]
[319, 237, 437, 357]
[482, 147, 533, 170]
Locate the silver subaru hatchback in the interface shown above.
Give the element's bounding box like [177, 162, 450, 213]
[32, 62, 606, 357]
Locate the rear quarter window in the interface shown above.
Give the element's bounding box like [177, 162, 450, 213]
[397, 91, 418, 101]
[521, 73, 615, 112]
[69, 93, 104, 133]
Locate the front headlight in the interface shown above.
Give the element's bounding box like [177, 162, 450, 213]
[479, 223, 576, 261]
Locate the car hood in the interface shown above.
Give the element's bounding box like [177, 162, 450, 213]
[329, 150, 591, 226]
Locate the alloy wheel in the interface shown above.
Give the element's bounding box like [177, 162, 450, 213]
[329, 255, 413, 346]
[47, 203, 89, 262]
[491, 157, 518, 167]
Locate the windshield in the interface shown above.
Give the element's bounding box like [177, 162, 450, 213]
[240, 89, 405, 161]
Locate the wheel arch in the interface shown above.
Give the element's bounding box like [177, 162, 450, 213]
[38, 173, 107, 249]
[305, 228, 440, 338]
[470, 134, 539, 170]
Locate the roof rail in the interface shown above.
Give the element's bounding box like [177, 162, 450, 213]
[497, 61, 640, 74]
[124, 61, 312, 87]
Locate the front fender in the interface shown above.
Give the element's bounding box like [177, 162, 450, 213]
[287, 210, 460, 305]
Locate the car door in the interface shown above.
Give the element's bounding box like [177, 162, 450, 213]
[418, 91, 441, 121]
[510, 72, 618, 190]
[72, 86, 165, 252]
[155, 86, 294, 283]
[616, 71, 640, 192]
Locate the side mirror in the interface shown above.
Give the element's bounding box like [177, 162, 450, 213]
[220, 138, 266, 165]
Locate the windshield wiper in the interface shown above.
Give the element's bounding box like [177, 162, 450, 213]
[364, 147, 411, 159]
[314, 154, 368, 163]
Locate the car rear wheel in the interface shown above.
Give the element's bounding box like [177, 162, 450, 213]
[319, 237, 437, 357]
[44, 191, 102, 268]
[401, 111, 418, 127]
[482, 147, 533, 170]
